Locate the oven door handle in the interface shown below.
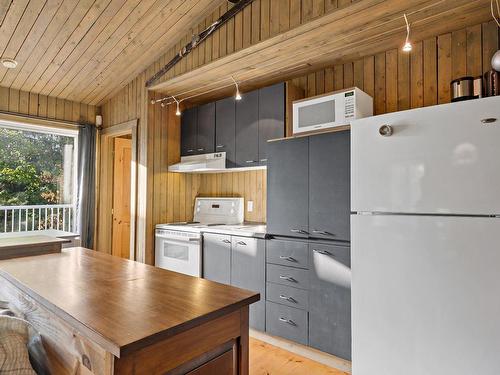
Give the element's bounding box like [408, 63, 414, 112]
[156, 236, 200, 243]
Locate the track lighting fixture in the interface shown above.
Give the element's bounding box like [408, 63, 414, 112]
[231, 76, 242, 100]
[402, 13, 412, 52]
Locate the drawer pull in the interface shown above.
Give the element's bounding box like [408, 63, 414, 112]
[245, 160, 256, 164]
[221, 239, 231, 244]
[236, 241, 247, 246]
[279, 275, 296, 283]
[313, 249, 331, 256]
[379, 124, 393, 137]
[197, 148, 204, 151]
[260, 158, 267, 162]
[187, 149, 194, 152]
[279, 317, 296, 326]
[279, 294, 297, 303]
[279, 255, 297, 262]
[290, 229, 309, 235]
[216, 144, 225, 148]
[312, 230, 333, 236]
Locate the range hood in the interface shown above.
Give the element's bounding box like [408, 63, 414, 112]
[168, 152, 226, 173]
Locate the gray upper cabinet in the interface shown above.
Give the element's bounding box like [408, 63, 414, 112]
[181, 107, 197, 156]
[215, 97, 236, 168]
[235, 90, 259, 167]
[231, 236, 266, 331]
[267, 137, 309, 238]
[258, 83, 285, 165]
[196, 102, 215, 154]
[309, 131, 350, 241]
[308, 243, 351, 360]
[202, 233, 231, 285]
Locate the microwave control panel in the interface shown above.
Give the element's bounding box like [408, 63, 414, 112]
[344, 91, 355, 119]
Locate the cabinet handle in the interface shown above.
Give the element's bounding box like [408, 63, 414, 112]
[279, 275, 296, 283]
[279, 317, 296, 326]
[290, 229, 309, 235]
[312, 230, 333, 236]
[481, 118, 497, 124]
[260, 158, 267, 162]
[187, 149, 194, 152]
[197, 148, 204, 151]
[279, 255, 297, 262]
[279, 294, 297, 303]
[313, 249, 332, 256]
[245, 160, 256, 164]
[236, 241, 247, 246]
[221, 239, 231, 244]
[379, 124, 393, 137]
[216, 144, 225, 148]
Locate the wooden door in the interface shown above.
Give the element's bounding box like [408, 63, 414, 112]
[112, 137, 132, 259]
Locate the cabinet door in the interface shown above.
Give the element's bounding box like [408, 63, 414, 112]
[258, 83, 285, 165]
[196, 102, 215, 154]
[203, 233, 231, 285]
[309, 131, 350, 241]
[215, 97, 236, 168]
[235, 90, 259, 167]
[309, 243, 351, 360]
[181, 107, 198, 156]
[231, 236, 266, 331]
[267, 137, 309, 238]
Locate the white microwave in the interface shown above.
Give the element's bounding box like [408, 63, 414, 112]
[293, 88, 373, 135]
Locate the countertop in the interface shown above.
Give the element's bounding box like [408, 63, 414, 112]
[0, 248, 259, 357]
[0, 229, 79, 239]
[202, 223, 267, 238]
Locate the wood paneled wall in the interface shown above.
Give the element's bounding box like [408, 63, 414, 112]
[290, 21, 499, 113]
[0, 86, 96, 124]
[100, 17, 498, 263]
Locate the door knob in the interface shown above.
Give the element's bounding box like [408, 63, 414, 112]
[379, 125, 393, 137]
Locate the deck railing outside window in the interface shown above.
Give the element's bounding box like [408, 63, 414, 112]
[0, 204, 75, 233]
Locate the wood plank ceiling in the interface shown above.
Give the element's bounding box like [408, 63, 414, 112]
[150, 0, 493, 103]
[0, 0, 225, 105]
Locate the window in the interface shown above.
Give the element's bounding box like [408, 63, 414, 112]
[0, 120, 78, 233]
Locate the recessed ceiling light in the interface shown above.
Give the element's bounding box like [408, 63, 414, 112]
[1, 58, 18, 69]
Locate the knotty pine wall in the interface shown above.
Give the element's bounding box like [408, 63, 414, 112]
[100, 19, 498, 263]
[0, 86, 97, 124]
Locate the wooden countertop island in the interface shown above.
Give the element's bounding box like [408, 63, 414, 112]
[0, 248, 259, 375]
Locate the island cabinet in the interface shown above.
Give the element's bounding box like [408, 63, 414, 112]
[203, 235, 266, 331]
[0, 248, 258, 375]
[267, 130, 350, 241]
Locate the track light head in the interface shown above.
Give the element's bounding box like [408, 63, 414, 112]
[151, 99, 156, 104]
[402, 42, 412, 52]
[402, 13, 412, 53]
[175, 101, 181, 116]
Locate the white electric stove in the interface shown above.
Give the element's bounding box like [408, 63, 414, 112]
[155, 197, 244, 276]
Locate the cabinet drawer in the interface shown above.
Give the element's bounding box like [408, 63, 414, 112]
[266, 282, 309, 311]
[267, 264, 309, 290]
[266, 301, 308, 345]
[266, 240, 309, 269]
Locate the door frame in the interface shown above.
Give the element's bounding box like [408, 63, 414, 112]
[96, 119, 138, 260]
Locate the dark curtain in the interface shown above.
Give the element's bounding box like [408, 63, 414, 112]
[77, 124, 97, 248]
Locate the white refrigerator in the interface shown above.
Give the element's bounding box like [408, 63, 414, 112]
[350, 96, 500, 375]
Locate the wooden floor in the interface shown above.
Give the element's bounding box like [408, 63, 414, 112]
[249, 338, 349, 375]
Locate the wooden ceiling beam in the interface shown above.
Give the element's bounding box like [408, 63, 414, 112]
[148, 0, 491, 103]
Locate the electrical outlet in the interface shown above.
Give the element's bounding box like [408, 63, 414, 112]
[247, 200, 254, 212]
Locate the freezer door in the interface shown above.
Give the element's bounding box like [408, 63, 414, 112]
[351, 214, 500, 375]
[351, 96, 500, 215]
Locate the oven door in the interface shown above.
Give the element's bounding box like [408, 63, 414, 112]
[155, 234, 201, 277]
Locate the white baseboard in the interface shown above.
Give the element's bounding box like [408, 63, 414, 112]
[249, 329, 352, 374]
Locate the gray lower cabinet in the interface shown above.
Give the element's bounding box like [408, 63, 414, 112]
[308, 242, 351, 360]
[266, 239, 309, 269]
[202, 233, 231, 285]
[266, 301, 308, 345]
[267, 137, 309, 238]
[231, 236, 266, 331]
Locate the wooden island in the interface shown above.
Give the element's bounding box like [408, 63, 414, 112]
[0, 248, 259, 375]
